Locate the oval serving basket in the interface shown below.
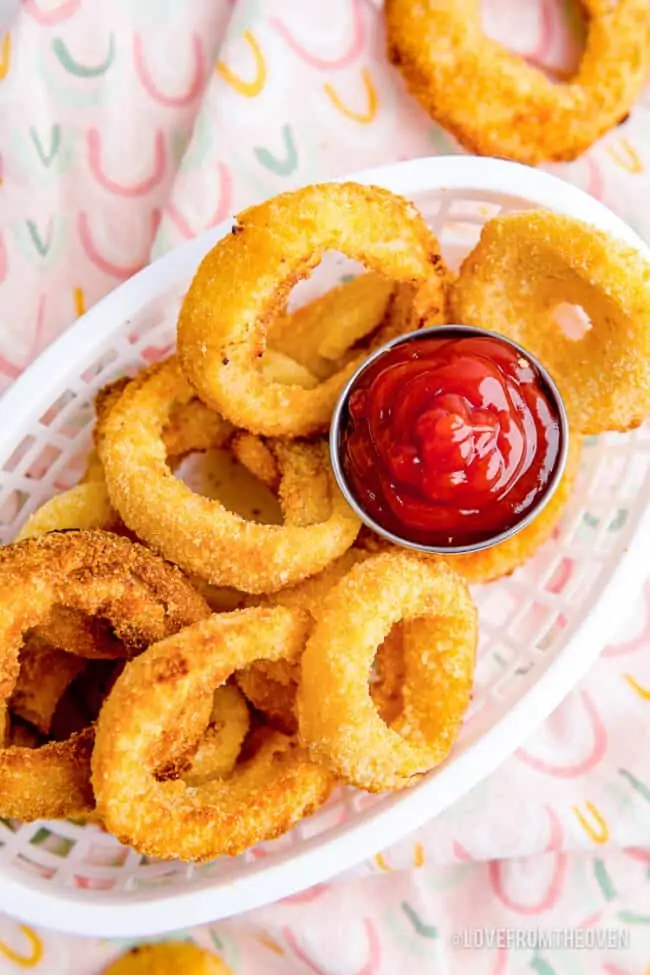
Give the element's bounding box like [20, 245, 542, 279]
[0, 156, 649, 938]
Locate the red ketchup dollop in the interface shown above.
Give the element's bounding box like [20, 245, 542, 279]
[338, 333, 563, 548]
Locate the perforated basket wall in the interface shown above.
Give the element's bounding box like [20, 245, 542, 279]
[0, 159, 648, 937]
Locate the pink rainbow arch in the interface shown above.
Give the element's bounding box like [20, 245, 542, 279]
[78, 212, 145, 279]
[515, 690, 606, 777]
[283, 918, 380, 975]
[87, 128, 166, 198]
[133, 33, 204, 109]
[270, 0, 365, 71]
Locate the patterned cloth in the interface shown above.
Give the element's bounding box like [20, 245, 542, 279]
[1, 1, 650, 971]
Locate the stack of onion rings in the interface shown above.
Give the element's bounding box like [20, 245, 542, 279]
[7, 179, 635, 868]
[93, 606, 334, 860]
[0, 530, 209, 820]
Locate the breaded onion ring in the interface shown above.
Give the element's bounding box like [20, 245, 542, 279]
[177, 182, 449, 437]
[93, 607, 334, 861]
[0, 531, 209, 820]
[442, 434, 582, 583]
[297, 552, 477, 792]
[268, 273, 396, 380]
[182, 685, 250, 786]
[100, 942, 232, 975]
[450, 210, 650, 434]
[236, 660, 299, 736]
[358, 434, 584, 582]
[10, 636, 86, 734]
[97, 358, 360, 593]
[229, 431, 280, 493]
[0, 728, 95, 821]
[16, 482, 117, 540]
[385, 0, 650, 164]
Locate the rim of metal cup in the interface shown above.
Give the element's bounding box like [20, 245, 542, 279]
[329, 324, 570, 556]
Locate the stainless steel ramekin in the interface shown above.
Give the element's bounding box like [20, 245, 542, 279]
[329, 324, 569, 555]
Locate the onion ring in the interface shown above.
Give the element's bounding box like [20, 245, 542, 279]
[0, 727, 95, 821]
[16, 482, 117, 540]
[0, 530, 209, 820]
[92, 606, 334, 860]
[356, 435, 583, 583]
[182, 685, 250, 785]
[97, 357, 360, 593]
[100, 942, 232, 975]
[297, 552, 477, 792]
[229, 432, 280, 493]
[10, 635, 86, 734]
[177, 182, 449, 437]
[450, 209, 650, 434]
[385, 0, 650, 164]
[443, 434, 582, 582]
[268, 273, 396, 381]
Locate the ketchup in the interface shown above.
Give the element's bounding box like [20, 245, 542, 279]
[338, 333, 563, 548]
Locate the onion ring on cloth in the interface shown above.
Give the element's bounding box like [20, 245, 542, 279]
[156, 684, 251, 786]
[0, 531, 209, 820]
[450, 210, 650, 434]
[92, 606, 334, 861]
[385, 0, 650, 164]
[177, 182, 449, 437]
[297, 552, 477, 792]
[100, 942, 232, 975]
[97, 357, 360, 593]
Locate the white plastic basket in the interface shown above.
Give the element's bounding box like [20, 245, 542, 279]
[1, 156, 649, 938]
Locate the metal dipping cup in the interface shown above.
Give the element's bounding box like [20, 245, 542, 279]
[329, 324, 570, 556]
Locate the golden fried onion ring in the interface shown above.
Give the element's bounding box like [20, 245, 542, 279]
[450, 209, 650, 434]
[10, 636, 86, 734]
[0, 531, 209, 820]
[385, 0, 650, 164]
[93, 607, 334, 861]
[443, 434, 582, 583]
[16, 482, 117, 540]
[100, 942, 232, 975]
[354, 436, 582, 584]
[297, 552, 477, 792]
[268, 273, 396, 380]
[178, 182, 449, 437]
[182, 684, 251, 786]
[97, 358, 360, 593]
